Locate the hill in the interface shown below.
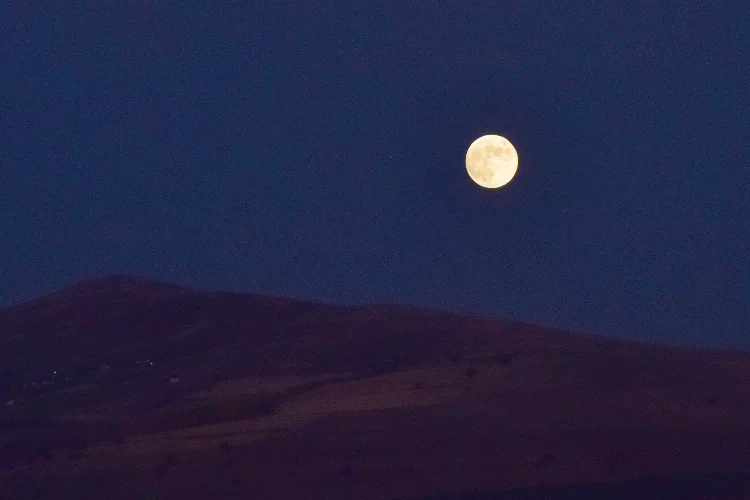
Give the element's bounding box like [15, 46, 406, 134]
[0, 274, 618, 384]
[1, 275, 749, 498]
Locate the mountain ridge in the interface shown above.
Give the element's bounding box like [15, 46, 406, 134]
[0, 275, 747, 384]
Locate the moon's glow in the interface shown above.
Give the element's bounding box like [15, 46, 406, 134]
[465, 135, 518, 188]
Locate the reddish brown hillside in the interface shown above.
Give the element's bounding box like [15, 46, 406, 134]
[2, 276, 750, 499]
[0, 275, 745, 387]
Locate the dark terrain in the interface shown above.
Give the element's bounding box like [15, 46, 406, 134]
[1, 275, 749, 499]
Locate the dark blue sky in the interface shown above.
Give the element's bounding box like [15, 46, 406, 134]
[2, 3, 748, 349]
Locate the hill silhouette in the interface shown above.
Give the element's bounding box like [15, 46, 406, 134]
[0, 274, 609, 379]
[2, 276, 750, 499]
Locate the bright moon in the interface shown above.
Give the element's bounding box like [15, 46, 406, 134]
[465, 135, 518, 188]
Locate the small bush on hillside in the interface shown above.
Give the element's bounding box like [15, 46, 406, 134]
[0, 456, 16, 471]
[156, 463, 168, 477]
[464, 367, 476, 379]
[530, 452, 559, 467]
[69, 439, 88, 451]
[498, 352, 515, 365]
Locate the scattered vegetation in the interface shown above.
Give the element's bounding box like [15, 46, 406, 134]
[464, 367, 476, 379]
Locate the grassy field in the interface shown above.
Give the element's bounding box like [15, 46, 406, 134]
[3, 352, 750, 499]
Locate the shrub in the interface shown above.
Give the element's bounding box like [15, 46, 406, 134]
[531, 452, 559, 467]
[69, 438, 88, 451]
[156, 463, 168, 477]
[498, 352, 515, 365]
[0, 456, 16, 471]
[541, 452, 558, 465]
[464, 367, 476, 379]
[414, 381, 424, 390]
[218, 441, 232, 453]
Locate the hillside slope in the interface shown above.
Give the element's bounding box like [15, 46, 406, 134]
[0, 275, 624, 381]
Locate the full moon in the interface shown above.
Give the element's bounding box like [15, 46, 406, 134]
[465, 135, 518, 188]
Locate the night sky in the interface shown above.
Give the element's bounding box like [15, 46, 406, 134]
[2, 3, 748, 349]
